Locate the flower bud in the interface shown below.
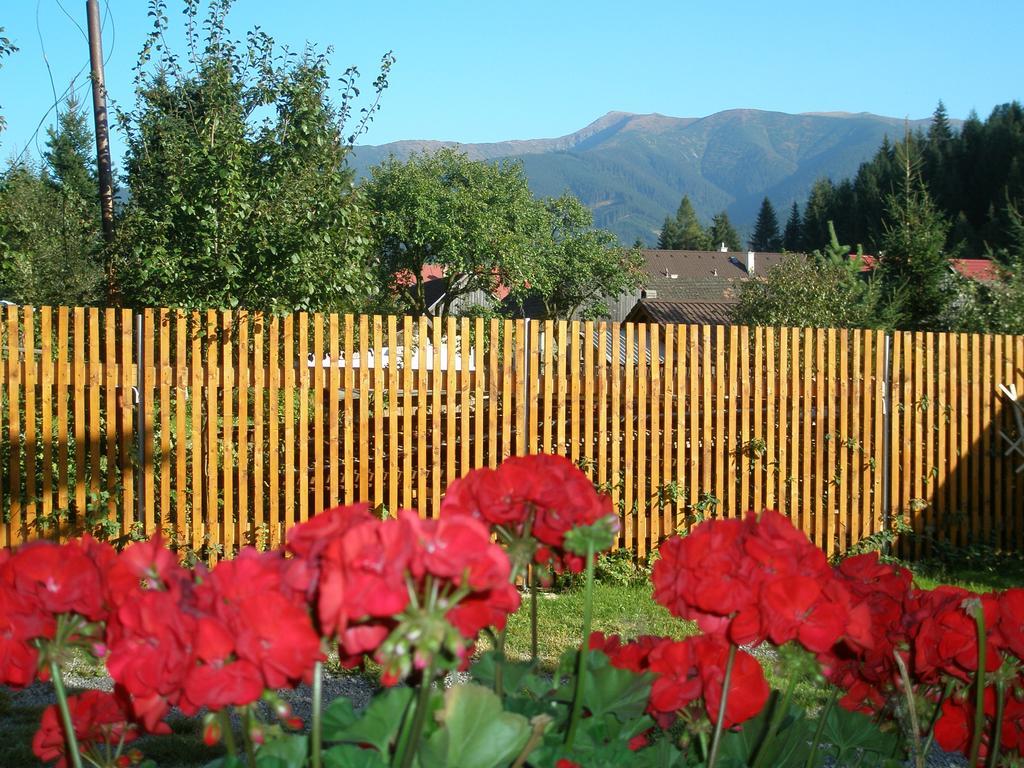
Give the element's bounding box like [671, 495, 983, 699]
[249, 726, 265, 745]
[284, 716, 304, 731]
[202, 718, 222, 747]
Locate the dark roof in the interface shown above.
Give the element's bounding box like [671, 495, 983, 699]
[626, 300, 736, 326]
[638, 249, 789, 303]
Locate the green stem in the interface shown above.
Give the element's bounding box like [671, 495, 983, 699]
[922, 680, 956, 760]
[707, 643, 738, 768]
[396, 664, 435, 768]
[494, 628, 508, 699]
[530, 566, 539, 663]
[48, 653, 84, 768]
[241, 707, 257, 768]
[220, 710, 238, 761]
[986, 679, 1005, 768]
[564, 541, 596, 749]
[752, 670, 798, 768]
[968, 606, 987, 768]
[697, 730, 709, 762]
[894, 649, 923, 768]
[311, 660, 323, 768]
[804, 687, 839, 768]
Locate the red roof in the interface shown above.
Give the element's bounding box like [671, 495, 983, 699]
[393, 264, 512, 300]
[852, 254, 998, 283]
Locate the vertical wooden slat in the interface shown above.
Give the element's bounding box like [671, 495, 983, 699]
[39, 308, 53, 532]
[373, 315, 385, 510]
[190, 314, 203, 551]
[713, 326, 725, 517]
[610, 324, 622, 525]
[446, 316, 458, 482]
[789, 328, 801, 523]
[636, 322, 648, 558]
[475, 318, 486, 466]
[268, 316, 281, 547]
[802, 329, 813, 541]
[402, 316, 414, 510]
[313, 313, 325, 517]
[701, 326, 712, 511]
[7, 307, 22, 542]
[253, 314, 265, 542]
[1016, 336, 1024, 552]
[205, 311, 220, 559]
[283, 313, 296, 542]
[488, 319, 500, 468]
[623, 323, 635, 549]
[158, 310, 171, 534]
[238, 312, 249, 540]
[739, 326, 750, 515]
[73, 307, 86, 522]
[838, 329, 849, 552]
[358, 315, 369, 504]
[648, 323, 661, 546]
[726, 327, 739, 516]
[459, 317, 471, 474]
[55, 308, 71, 526]
[221, 312, 234, 552]
[556, 321, 568, 457]
[598, 322, 609, 490]
[329, 314, 340, 507]
[528, 319, 540, 455]
[142, 309, 156, 536]
[813, 328, 826, 551]
[660, 325, 673, 540]
[586, 321, 597, 476]
[570, 321, 582, 462]
[101, 308, 118, 529]
[688, 327, 699, 514]
[431, 317, 443, 516]
[946, 333, 959, 546]
[969, 334, 981, 545]
[777, 328, 789, 518]
[1000, 335, 1012, 549]
[765, 327, 777, 511]
[872, 331, 885, 541]
[500, 321, 513, 461]
[824, 328, 837, 558]
[925, 332, 937, 553]
[514, 318, 527, 458]
[855, 331, 869, 540]
[120, 309, 134, 536]
[21, 308, 38, 532]
[416, 317, 428, 512]
[298, 313, 310, 524]
[984, 335, 997, 546]
[542, 321, 554, 456]
[752, 327, 764, 516]
[936, 333, 947, 546]
[343, 315, 354, 505]
[388, 315, 400, 514]
[675, 326, 686, 529]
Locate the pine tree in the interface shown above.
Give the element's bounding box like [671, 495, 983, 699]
[708, 211, 741, 251]
[657, 195, 710, 249]
[782, 202, 802, 251]
[749, 197, 781, 251]
[801, 179, 836, 252]
[657, 216, 680, 249]
[43, 93, 98, 204]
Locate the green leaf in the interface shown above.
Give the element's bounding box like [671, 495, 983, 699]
[563, 517, 617, 555]
[325, 686, 413, 755]
[322, 744, 389, 768]
[321, 696, 358, 740]
[822, 704, 900, 759]
[418, 684, 532, 768]
[255, 733, 308, 768]
[582, 652, 654, 721]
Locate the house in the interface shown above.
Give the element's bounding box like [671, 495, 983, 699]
[855, 255, 1000, 284]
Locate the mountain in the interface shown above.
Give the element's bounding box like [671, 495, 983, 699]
[349, 109, 945, 245]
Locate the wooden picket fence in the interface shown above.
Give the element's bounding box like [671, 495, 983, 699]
[2, 306, 1023, 559]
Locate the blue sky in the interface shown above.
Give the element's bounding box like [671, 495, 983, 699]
[1, 0, 1022, 166]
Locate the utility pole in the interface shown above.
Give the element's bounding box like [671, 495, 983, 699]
[86, 0, 117, 298]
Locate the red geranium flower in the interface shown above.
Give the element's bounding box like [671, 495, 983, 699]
[33, 690, 139, 768]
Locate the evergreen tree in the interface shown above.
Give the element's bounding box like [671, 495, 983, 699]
[657, 195, 710, 250]
[878, 145, 954, 330]
[749, 197, 781, 251]
[43, 92, 97, 203]
[782, 202, 802, 251]
[657, 216, 680, 249]
[708, 211, 741, 251]
[801, 179, 836, 252]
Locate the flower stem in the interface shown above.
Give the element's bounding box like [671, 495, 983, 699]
[968, 605, 987, 768]
[494, 628, 508, 699]
[48, 651, 84, 768]
[707, 643, 738, 768]
[893, 650, 923, 768]
[241, 707, 257, 768]
[396, 664, 435, 768]
[987, 679, 1005, 768]
[564, 541, 596, 749]
[311, 660, 324, 768]
[530, 566, 539, 663]
[805, 687, 839, 768]
[752, 669, 797, 768]
[220, 710, 238, 761]
[922, 679, 956, 760]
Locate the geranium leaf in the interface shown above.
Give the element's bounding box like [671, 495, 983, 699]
[326, 686, 414, 755]
[255, 733, 308, 768]
[321, 696, 358, 740]
[418, 684, 532, 768]
[822, 704, 900, 758]
[322, 744, 389, 768]
[582, 652, 653, 720]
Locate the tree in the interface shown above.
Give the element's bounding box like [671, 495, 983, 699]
[877, 144, 956, 330]
[708, 211, 741, 252]
[115, 0, 394, 312]
[749, 197, 781, 251]
[732, 253, 889, 329]
[527, 195, 645, 319]
[0, 27, 16, 137]
[801, 179, 836, 252]
[43, 92, 98, 203]
[658, 195, 710, 250]
[782, 202, 802, 251]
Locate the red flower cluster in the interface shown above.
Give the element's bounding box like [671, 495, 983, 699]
[32, 690, 138, 768]
[652, 510, 871, 653]
[589, 630, 769, 729]
[441, 454, 615, 572]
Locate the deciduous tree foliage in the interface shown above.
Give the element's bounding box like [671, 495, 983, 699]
[363, 149, 642, 320]
[114, 0, 394, 313]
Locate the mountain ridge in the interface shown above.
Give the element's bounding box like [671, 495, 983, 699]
[349, 108, 948, 244]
